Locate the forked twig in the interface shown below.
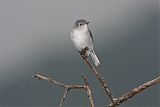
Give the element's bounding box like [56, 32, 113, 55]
[33, 74, 95, 107]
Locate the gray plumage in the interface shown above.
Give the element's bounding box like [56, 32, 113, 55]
[71, 19, 100, 66]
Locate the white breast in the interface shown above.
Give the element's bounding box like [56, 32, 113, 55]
[71, 29, 93, 51]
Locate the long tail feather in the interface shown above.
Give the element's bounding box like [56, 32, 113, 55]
[90, 50, 100, 66]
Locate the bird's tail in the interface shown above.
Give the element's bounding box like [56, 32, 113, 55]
[90, 50, 100, 66]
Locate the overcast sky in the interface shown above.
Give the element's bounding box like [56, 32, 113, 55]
[0, 0, 159, 107]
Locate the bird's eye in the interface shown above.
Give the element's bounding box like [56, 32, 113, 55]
[79, 23, 82, 26]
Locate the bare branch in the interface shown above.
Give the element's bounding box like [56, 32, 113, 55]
[60, 88, 70, 107]
[33, 74, 85, 89]
[33, 74, 67, 88]
[81, 55, 116, 105]
[107, 76, 160, 107]
[33, 62, 160, 107]
[33, 74, 94, 107]
[82, 75, 95, 107]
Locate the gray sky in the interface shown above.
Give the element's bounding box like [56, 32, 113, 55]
[0, 0, 159, 107]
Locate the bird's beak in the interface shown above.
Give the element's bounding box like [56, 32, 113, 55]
[85, 21, 89, 24]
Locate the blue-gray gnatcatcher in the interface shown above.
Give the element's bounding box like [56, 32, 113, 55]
[71, 19, 100, 66]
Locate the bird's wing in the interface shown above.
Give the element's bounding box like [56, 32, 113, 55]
[89, 29, 94, 42]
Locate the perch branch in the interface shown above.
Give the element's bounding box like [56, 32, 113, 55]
[33, 74, 94, 107]
[81, 55, 116, 105]
[107, 76, 160, 107]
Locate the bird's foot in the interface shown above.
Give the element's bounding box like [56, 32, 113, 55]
[79, 47, 89, 59]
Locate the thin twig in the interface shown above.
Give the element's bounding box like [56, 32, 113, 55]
[33, 74, 67, 88]
[60, 89, 70, 107]
[82, 75, 95, 107]
[81, 55, 116, 105]
[33, 74, 94, 107]
[107, 76, 160, 107]
[33, 74, 85, 89]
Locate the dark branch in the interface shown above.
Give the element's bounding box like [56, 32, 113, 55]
[107, 76, 160, 107]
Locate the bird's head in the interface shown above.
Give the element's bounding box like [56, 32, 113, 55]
[73, 19, 89, 30]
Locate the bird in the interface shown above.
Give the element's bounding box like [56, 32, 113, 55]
[71, 19, 100, 66]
